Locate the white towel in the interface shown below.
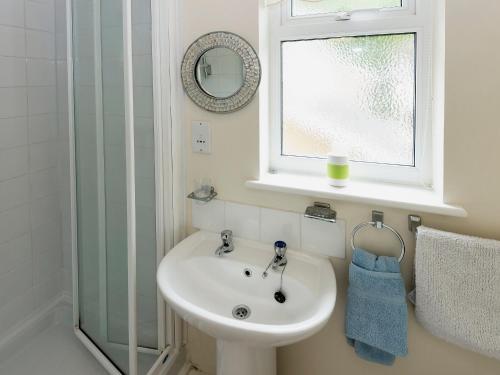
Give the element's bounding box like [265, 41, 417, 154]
[415, 226, 500, 360]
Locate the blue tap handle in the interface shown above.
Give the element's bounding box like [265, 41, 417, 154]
[274, 241, 287, 257]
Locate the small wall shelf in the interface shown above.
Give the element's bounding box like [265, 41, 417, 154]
[187, 186, 218, 203]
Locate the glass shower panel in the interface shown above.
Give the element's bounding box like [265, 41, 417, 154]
[101, 0, 127, 347]
[73, 0, 103, 352]
[73, 0, 131, 372]
[73, 0, 159, 373]
[131, 0, 159, 353]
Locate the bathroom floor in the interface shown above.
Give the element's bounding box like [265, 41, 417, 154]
[0, 324, 108, 375]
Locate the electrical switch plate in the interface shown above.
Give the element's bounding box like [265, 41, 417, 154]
[192, 121, 211, 154]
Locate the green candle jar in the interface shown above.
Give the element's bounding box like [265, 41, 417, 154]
[327, 154, 349, 187]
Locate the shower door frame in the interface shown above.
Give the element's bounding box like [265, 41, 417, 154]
[66, 0, 184, 373]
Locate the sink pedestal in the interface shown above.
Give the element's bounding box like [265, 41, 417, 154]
[216, 340, 276, 375]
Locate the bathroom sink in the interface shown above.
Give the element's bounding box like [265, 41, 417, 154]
[157, 230, 337, 375]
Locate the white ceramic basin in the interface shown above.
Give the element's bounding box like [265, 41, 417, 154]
[157, 230, 337, 375]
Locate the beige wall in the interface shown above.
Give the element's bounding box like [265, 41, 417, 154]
[180, 0, 500, 374]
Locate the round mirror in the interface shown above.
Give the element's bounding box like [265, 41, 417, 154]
[195, 47, 244, 98]
[181, 32, 261, 113]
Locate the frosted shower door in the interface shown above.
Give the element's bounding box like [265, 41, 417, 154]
[72, 0, 159, 373]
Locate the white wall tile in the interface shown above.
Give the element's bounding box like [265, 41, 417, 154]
[56, 60, 67, 89]
[34, 244, 62, 285]
[56, 32, 66, 60]
[192, 200, 348, 259]
[0, 234, 31, 276]
[56, 61, 68, 110]
[0, 88, 28, 119]
[54, 0, 67, 34]
[0, 0, 25, 27]
[26, 0, 55, 32]
[0, 0, 66, 341]
[26, 0, 54, 6]
[55, 0, 71, 305]
[224, 202, 260, 241]
[30, 194, 60, 229]
[0, 175, 30, 212]
[0, 117, 28, 149]
[32, 218, 61, 255]
[0, 146, 29, 182]
[29, 141, 58, 171]
[0, 290, 35, 337]
[62, 268, 72, 295]
[191, 199, 226, 233]
[28, 86, 57, 115]
[0, 25, 25, 57]
[34, 271, 61, 308]
[0, 261, 33, 310]
[27, 59, 56, 86]
[30, 167, 58, 200]
[58, 112, 69, 138]
[26, 30, 55, 59]
[0, 205, 30, 249]
[29, 114, 58, 143]
[0, 57, 26, 87]
[301, 217, 346, 258]
[260, 208, 301, 249]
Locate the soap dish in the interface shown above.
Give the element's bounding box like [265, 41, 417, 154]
[304, 202, 337, 223]
[187, 186, 218, 203]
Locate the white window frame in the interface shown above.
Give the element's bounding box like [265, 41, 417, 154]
[267, 0, 435, 186]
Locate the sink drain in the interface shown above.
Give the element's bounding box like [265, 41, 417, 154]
[232, 305, 251, 320]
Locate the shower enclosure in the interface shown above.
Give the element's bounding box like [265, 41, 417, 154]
[67, 0, 181, 373]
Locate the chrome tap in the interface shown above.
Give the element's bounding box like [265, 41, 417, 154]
[215, 230, 234, 256]
[262, 241, 288, 278]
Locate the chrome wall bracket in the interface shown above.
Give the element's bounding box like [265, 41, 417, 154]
[304, 202, 337, 223]
[408, 215, 422, 233]
[372, 210, 384, 229]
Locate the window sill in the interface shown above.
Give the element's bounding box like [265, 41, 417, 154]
[245, 173, 467, 218]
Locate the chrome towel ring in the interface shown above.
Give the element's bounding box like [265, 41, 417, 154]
[351, 210, 406, 263]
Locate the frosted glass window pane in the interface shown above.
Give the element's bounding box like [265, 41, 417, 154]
[292, 0, 402, 16]
[282, 33, 416, 166]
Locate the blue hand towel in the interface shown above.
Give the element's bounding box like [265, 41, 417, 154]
[345, 248, 408, 366]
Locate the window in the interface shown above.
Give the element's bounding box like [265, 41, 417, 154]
[282, 33, 416, 166]
[267, 0, 434, 185]
[292, 0, 402, 17]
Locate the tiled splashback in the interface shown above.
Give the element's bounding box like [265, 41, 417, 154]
[192, 200, 346, 258]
